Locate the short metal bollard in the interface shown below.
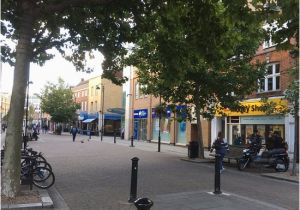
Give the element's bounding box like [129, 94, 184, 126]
[214, 154, 222, 194]
[128, 157, 139, 203]
[130, 135, 135, 147]
[114, 130, 116, 144]
[134, 197, 153, 210]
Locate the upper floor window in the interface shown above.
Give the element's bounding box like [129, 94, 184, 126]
[258, 63, 280, 93]
[135, 82, 139, 99]
[263, 37, 276, 49]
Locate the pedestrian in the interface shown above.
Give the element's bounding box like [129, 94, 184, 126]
[272, 131, 285, 149]
[247, 129, 262, 154]
[70, 125, 78, 142]
[210, 131, 229, 173]
[266, 131, 274, 150]
[45, 125, 48, 133]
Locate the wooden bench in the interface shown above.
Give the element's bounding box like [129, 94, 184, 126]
[224, 145, 246, 164]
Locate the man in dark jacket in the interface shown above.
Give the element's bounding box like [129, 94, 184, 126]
[210, 131, 229, 172]
[248, 129, 262, 154]
[70, 126, 78, 142]
[272, 131, 285, 149]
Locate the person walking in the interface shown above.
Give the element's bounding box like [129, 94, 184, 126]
[210, 131, 229, 173]
[70, 125, 78, 142]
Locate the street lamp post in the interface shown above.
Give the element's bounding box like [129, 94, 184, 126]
[24, 81, 33, 149]
[158, 95, 161, 152]
[101, 85, 104, 141]
[127, 93, 134, 141]
[96, 85, 104, 141]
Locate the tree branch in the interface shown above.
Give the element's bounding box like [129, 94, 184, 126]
[39, 0, 116, 14]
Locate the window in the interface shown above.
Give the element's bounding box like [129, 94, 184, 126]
[258, 63, 280, 92]
[263, 38, 275, 49]
[84, 101, 87, 111]
[135, 82, 139, 99]
[91, 86, 94, 96]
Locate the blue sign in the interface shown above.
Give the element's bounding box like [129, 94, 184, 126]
[152, 107, 171, 118]
[134, 109, 148, 119]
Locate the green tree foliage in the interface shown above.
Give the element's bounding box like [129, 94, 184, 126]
[0, 1, 154, 197]
[260, 0, 299, 51]
[128, 1, 266, 158]
[40, 78, 80, 124]
[1, 0, 150, 197]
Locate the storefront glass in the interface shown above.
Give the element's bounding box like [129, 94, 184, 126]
[134, 109, 148, 140]
[152, 118, 171, 142]
[176, 121, 186, 144]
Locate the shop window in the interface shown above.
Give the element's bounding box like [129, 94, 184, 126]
[230, 116, 239, 123]
[258, 63, 280, 92]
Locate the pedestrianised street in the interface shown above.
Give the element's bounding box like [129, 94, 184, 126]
[27, 133, 298, 210]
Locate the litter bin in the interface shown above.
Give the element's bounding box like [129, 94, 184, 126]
[134, 198, 153, 210]
[188, 141, 199, 158]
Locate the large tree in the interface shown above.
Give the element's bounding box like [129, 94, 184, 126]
[39, 78, 80, 127]
[1, 0, 150, 197]
[128, 1, 266, 158]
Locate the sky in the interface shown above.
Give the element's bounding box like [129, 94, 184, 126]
[1, 51, 103, 95]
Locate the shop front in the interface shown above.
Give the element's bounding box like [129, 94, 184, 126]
[212, 98, 291, 150]
[176, 105, 187, 145]
[152, 107, 171, 143]
[133, 109, 148, 140]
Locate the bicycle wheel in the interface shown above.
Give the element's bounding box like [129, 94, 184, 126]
[32, 167, 55, 189]
[35, 161, 52, 171]
[32, 167, 52, 182]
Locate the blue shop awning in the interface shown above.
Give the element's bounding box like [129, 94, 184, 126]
[82, 118, 97, 123]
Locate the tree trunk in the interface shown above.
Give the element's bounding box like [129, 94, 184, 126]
[196, 107, 204, 159]
[1, 2, 35, 197]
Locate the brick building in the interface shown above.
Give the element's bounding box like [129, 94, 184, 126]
[125, 68, 210, 147]
[211, 44, 297, 154]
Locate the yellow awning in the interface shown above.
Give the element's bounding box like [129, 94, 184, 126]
[216, 98, 288, 116]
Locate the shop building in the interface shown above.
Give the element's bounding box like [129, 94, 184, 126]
[71, 78, 89, 131]
[211, 46, 297, 154]
[126, 68, 210, 147]
[72, 76, 123, 136]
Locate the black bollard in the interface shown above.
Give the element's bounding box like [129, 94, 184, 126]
[23, 135, 28, 149]
[214, 154, 222, 194]
[129, 157, 139, 203]
[134, 197, 153, 210]
[130, 135, 135, 147]
[114, 130, 116, 144]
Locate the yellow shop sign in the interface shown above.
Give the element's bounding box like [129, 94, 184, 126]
[217, 98, 288, 116]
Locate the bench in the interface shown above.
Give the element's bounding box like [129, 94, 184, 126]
[224, 145, 246, 164]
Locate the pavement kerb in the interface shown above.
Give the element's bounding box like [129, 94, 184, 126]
[1, 189, 53, 210]
[260, 173, 299, 183]
[181, 157, 299, 183]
